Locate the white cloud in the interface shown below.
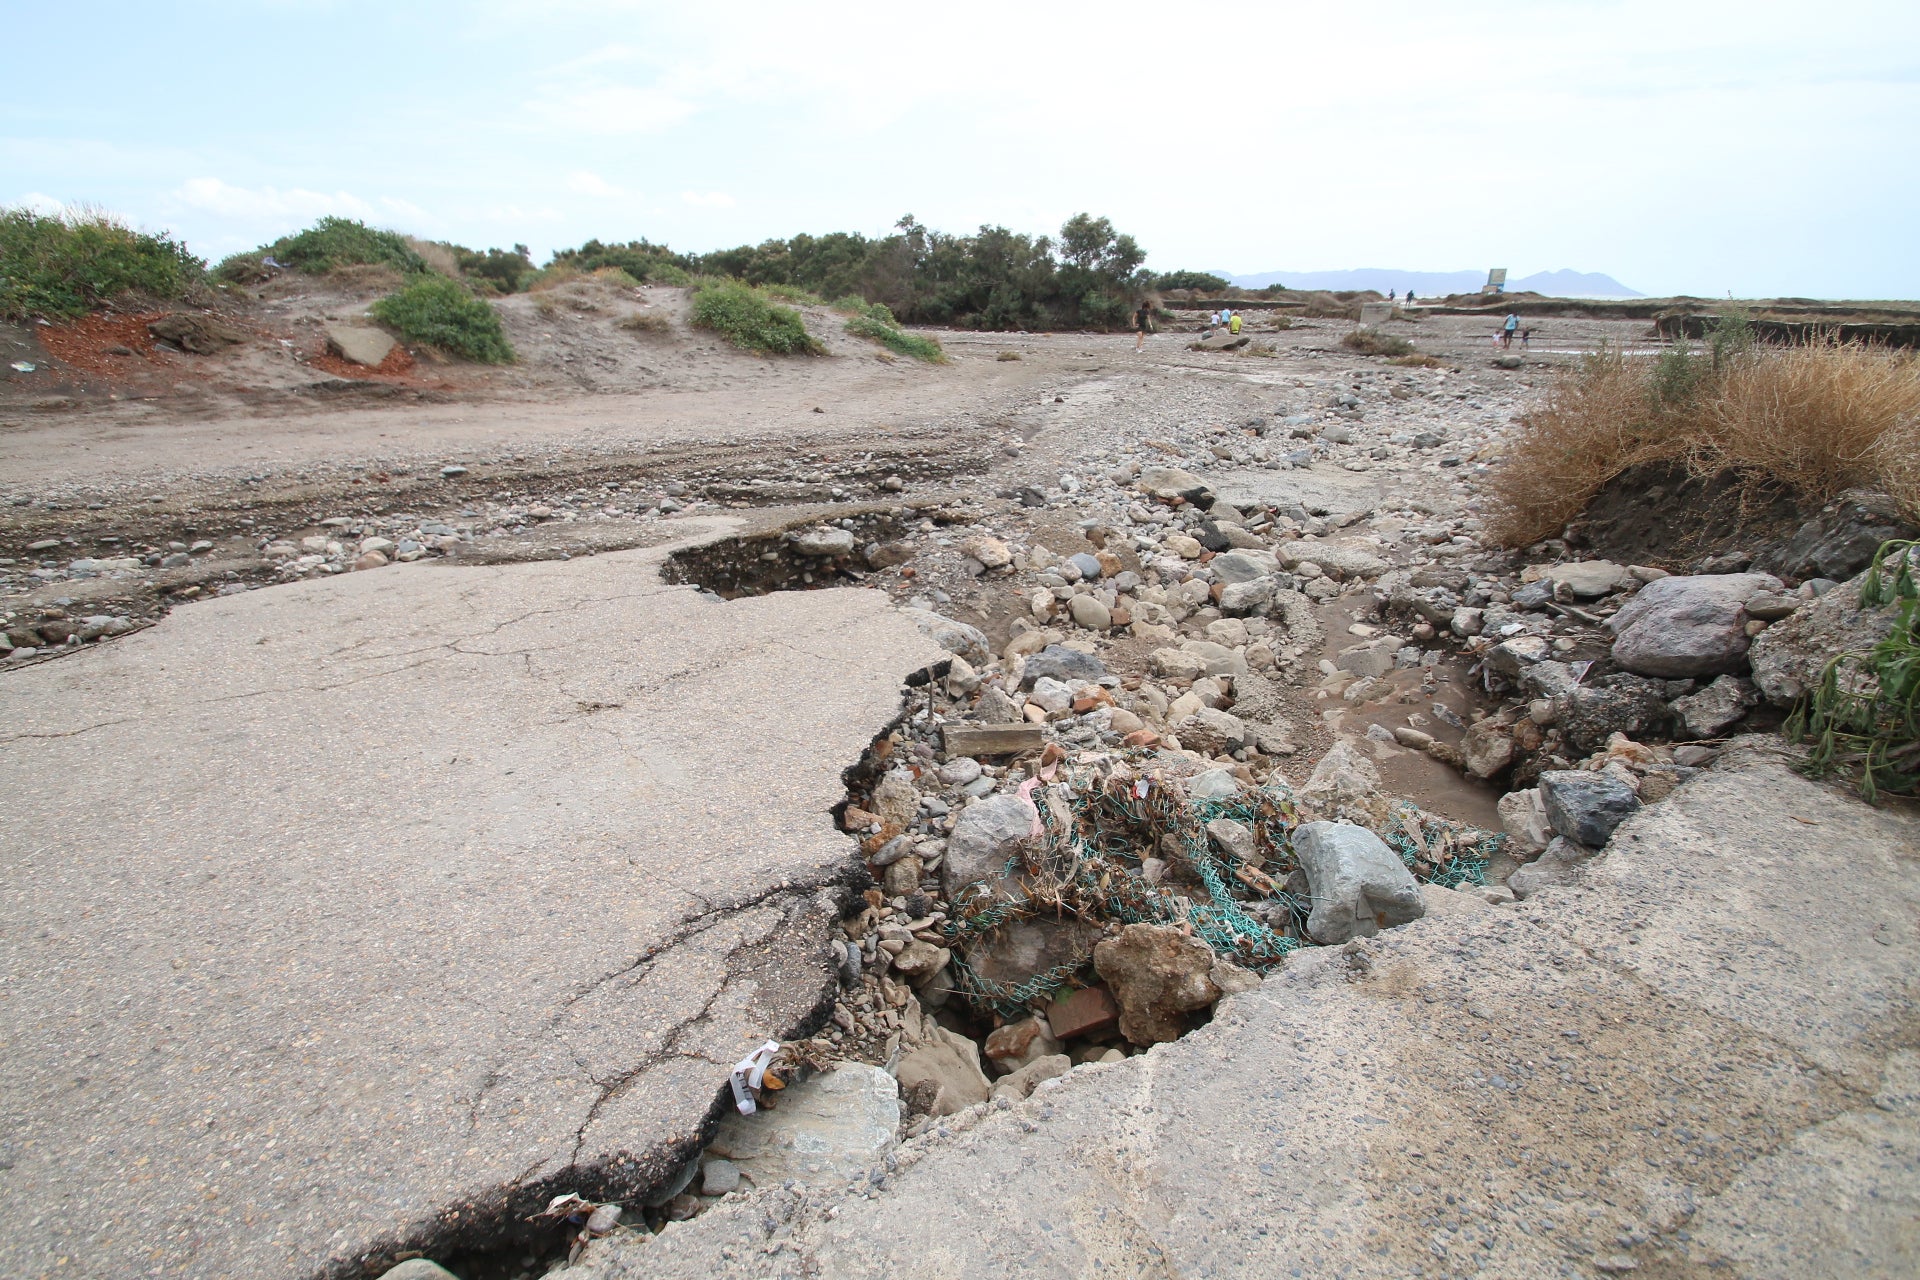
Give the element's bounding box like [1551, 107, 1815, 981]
[14, 192, 70, 216]
[170, 177, 378, 221]
[523, 85, 697, 135]
[566, 170, 621, 197]
[681, 190, 734, 208]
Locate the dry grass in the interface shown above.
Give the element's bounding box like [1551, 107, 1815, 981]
[1342, 328, 1415, 357]
[619, 311, 671, 335]
[1488, 339, 1920, 545]
[1389, 353, 1444, 368]
[404, 237, 461, 278]
[997, 350, 1022, 361]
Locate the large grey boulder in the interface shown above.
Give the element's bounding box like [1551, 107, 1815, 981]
[900, 609, 991, 665]
[1276, 540, 1389, 579]
[1539, 770, 1641, 847]
[1547, 560, 1632, 599]
[323, 322, 397, 367]
[1210, 550, 1280, 584]
[941, 793, 1037, 897]
[1291, 820, 1425, 944]
[794, 525, 857, 557]
[706, 1064, 899, 1188]
[1606, 572, 1782, 678]
[1559, 681, 1670, 753]
[1748, 556, 1911, 706]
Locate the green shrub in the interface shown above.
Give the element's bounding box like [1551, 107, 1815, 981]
[1151, 270, 1230, 292]
[370, 275, 514, 363]
[255, 216, 425, 276]
[0, 207, 205, 321]
[647, 261, 693, 287]
[1788, 540, 1919, 802]
[761, 283, 825, 306]
[454, 243, 535, 294]
[689, 280, 821, 355]
[845, 308, 946, 362]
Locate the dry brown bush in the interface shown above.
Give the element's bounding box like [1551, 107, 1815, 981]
[1488, 339, 1920, 545]
[619, 311, 670, 335]
[403, 237, 461, 278]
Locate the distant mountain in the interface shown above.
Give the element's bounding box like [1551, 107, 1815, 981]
[1222, 267, 1642, 299]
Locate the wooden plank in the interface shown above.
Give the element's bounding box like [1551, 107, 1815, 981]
[942, 723, 1046, 757]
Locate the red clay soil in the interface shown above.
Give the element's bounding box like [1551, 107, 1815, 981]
[37, 310, 173, 378]
[308, 341, 418, 381]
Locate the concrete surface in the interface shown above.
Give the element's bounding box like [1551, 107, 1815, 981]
[0, 516, 941, 1279]
[579, 742, 1920, 1279]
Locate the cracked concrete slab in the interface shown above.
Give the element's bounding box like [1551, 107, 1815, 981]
[0, 516, 943, 1279]
[577, 744, 1920, 1279]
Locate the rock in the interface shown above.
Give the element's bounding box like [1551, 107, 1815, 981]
[378, 1262, 460, 1280]
[1291, 820, 1426, 944]
[1461, 720, 1515, 778]
[150, 312, 248, 354]
[1743, 591, 1801, 622]
[1150, 648, 1206, 682]
[983, 1017, 1062, 1074]
[1092, 924, 1223, 1045]
[1749, 556, 1911, 706]
[942, 793, 1037, 897]
[1027, 676, 1075, 714]
[870, 770, 919, 830]
[973, 686, 1024, 725]
[938, 756, 983, 786]
[1560, 683, 1670, 753]
[891, 940, 951, 984]
[1211, 551, 1280, 584]
[1497, 787, 1552, 851]
[1196, 330, 1251, 351]
[1765, 490, 1918, 582]
[707, 1063, 900, 1185]
[1165, 534, 1204, 559]
[1336, 636, 1401, 679]
[1209, 958, 1261, 996]
[701, 1159, 741, 1195]
[990, 1054, 1071, 1102]
[1181, 640, 1248, 678]
[1045, 985, 1119, 1040]
[880, 856, 922, 897]
[1508, 836, 1598, 899]
[1067, 551, 1104, 580]
[1218, 577, 1275, 615]
[961, 536, 1011, 569]
[1276, 540, 1388, 579]
[1488, 635, 1552, 679]
[351, 551, 389, 571]
[1298, 740, 1381, 819]
[1539, 770, 1641, 847]
[1671, 675, 1760, 738]
[896, 1026, 991, 1116]
[901, 609, 991, 664]
[1021, 644, 1107, 687]
[794, 526, 858, 557]
[1137, 467, 1213, 505]
[1606, 572, 1783, 678]
[1206, 817, 1258, 863]
[321, 322, 397, 367]
[1174, 707, 1250, 756]
[1068, 595, 1111, 630]
[1549, 560, 1631, 599]
[966, 917, 1100, 990]
[1187, 769, 1243, 800]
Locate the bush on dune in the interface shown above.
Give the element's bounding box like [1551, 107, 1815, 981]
[1487, 329, 1920, 545]
[689, 280, 822, 355]
[370, 275, 514, 363]
[231, 216, 426, 278]
[845, 303, 946, 363]
[0, 206, 204, 321]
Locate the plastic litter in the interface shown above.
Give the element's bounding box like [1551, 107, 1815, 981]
[10, 362, 35, 373]
[533, 1192, 624, 1265]
[728, 1039, 782, 1114]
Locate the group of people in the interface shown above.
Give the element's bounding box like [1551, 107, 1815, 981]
[1498, 312, 1534, 348]
[1133, 301, 1243, 350]
[1387, 288, 1418, 304]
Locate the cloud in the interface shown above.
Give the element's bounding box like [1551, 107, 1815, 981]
[13, 192, 69, 216]
[523, 85, 697, 135]
[681, 190, 735, 208]
[171, 177, 375, 220]
[566, 170, 621, 197]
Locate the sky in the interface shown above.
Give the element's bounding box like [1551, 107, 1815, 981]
[5, 0, 1917, 299]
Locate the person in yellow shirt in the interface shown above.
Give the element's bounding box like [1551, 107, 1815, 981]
[1228, 311, 1243, 335]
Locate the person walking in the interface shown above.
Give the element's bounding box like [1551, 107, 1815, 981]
[1502, 312, 1520, 348]
[1406, 289, 1417, 305]
[1135, 300, 1152, 352]
[1228, 310, 1243, 335]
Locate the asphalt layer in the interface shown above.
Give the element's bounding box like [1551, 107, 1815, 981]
[0, 517, 942, 1279]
